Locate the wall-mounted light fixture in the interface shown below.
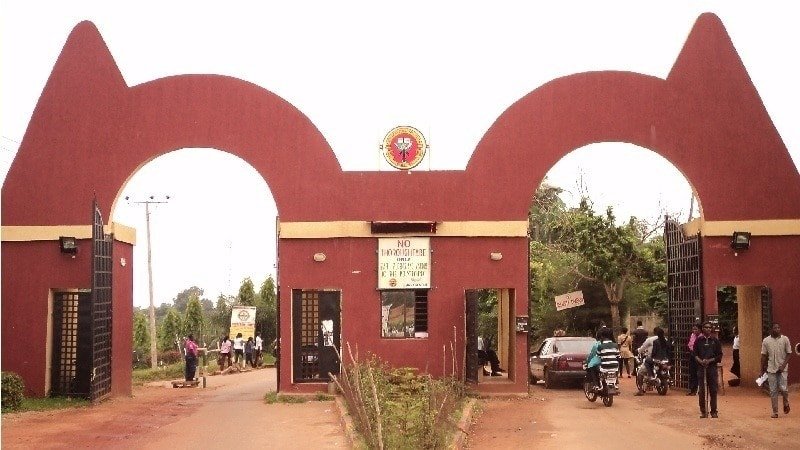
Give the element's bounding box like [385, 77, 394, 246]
[489, 252, 503, 261]
[59, 236, 78, 254]
[730, 231, 751, 253]
[313, 252, 327, 262]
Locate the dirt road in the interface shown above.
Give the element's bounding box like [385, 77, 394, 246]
[2, 368, 348, 450]
[465, 376, 799, 449]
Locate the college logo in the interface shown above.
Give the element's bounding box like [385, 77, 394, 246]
[382, 126, 427, 170]
[238, 309, 251, 321]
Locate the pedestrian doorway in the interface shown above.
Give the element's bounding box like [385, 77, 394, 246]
[48, 290, 93, 397]
[465, 289, 515, 383]
[291, 289, 341, 382]
[715, 285, 772, 386]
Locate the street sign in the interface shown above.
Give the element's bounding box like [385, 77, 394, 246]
[554, 291, 584, 311]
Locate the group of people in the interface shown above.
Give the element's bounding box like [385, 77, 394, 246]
[181, 331, 267, 382]
[590, 319, 792, 419]
[217, 332, 264, 370]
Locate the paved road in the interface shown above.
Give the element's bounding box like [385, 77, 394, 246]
[2, 368, 349, 450]
[141, 368, 349, 450]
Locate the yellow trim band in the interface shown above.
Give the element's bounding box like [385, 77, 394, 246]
[682, 219, 800, 237]
[1, 223, 137, 245]
[278, 221, 529, 238]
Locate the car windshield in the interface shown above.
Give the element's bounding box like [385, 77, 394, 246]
[553, 339, 594, 354]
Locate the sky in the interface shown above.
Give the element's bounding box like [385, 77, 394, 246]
[1, 2, 798, 308]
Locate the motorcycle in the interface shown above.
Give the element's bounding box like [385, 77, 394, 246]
[583, 365, 619, 407]
[634, 354, 672, 395]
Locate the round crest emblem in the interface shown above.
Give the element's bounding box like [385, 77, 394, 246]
[237, 309, 251, 321]
[382, 126, 427, 170]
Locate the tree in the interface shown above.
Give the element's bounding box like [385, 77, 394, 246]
[556, 198, 663, 332]
[133, 312, 150, 351]
[212, 294, 234, 338]
[172, 286, 204, 313]
[237, 277, 256, 306]
[183, 293, 205, 339]
[159, 308, 183, 352]
[256, 275, 278, 345]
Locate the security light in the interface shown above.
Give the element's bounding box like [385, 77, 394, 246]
[730, 231, 751, 251]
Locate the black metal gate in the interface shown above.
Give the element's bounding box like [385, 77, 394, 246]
[90, 200, 113, 402]
[761, 287, 773, 337]
[50, 291, 92, 397]
[464, 290, 479, 384]
[292, 290, 340, 382]
[665, 218, 703, 390]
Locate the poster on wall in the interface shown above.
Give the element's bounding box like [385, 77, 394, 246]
[378, 237, 431, 289]
[230, 306, 257, 339]
[554, 291, 585, 311]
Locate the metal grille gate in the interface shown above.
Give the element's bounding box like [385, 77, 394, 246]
[91, 200, 113, 402]
[665, 218, 703, 390]
[50, 291, 92, 396]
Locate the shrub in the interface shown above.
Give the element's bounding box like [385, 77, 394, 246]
[160, 350, 183, 365]
[1, 372, 26, 411]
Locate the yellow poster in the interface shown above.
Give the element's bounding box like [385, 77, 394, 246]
[230, 306, 257, 339]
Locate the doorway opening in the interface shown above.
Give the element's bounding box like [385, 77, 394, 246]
[465, 289, 514, 383]
[715, 285, 772, 387]
[291, 289, 341, 382]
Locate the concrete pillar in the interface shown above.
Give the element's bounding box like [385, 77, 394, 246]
[497, 289, 509, 369]
[737, 285, 762, 385]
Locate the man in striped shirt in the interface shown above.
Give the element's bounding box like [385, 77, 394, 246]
[585, 327, 620, 389]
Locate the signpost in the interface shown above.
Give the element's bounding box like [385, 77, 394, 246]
[378, 237, 431, 289]
[554, 291, 585, 311]
[230, 306, 257, 339]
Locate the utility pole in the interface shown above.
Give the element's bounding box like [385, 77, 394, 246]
[126, 195, 170, 368]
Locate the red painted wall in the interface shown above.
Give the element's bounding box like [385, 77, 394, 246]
[278, 237, 528, 393]
[2, 13, 799, 395]
[1, 240, 91, 396]
[702, 236, 800, 383]
[112, 240, 133, 396]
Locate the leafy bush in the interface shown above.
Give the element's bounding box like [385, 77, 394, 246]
[160, 350, 183, 365]
[1, 372, 25, 411]
[332, 345, 466, 449]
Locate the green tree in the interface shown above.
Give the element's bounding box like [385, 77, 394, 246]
[256, 275, 278, 345]
[212, 294, 234, 338]
[237, 277, 256, 306]
[183, 293, 205, 338]
[556, 198, 663, 332]
[133, 311, 150, 351]
[159, 308, 183, 352]
[172, 286, 205, 313]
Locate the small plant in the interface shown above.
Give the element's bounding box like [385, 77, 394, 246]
[314, 393, 334, 401]
[1, 371, 25, 411]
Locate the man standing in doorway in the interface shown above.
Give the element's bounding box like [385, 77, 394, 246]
[694, 321, 723, 418]
[687, 323, 701, 395]
[631, 320, 648, 375]
[761, 323, 792, 418]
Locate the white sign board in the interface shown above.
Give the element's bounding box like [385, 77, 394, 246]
[230, 306, 257, 339]
[378, 237, 431, 289]
[554, 291, 585, 311]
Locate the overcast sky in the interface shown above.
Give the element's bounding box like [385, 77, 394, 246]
[1, 2, 798, 308]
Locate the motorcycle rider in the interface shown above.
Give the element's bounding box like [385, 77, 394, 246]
[635, 327, 670, 395]
[585, 327, 620, 390]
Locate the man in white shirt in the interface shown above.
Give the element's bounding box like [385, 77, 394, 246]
[254, 332, 263, 366]
[761, 323, 792, 418]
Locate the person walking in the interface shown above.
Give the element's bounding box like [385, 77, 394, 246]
[761, 322, 792, 418]
[687, 323, 701, 395]
[617, 327, 633, 378]
[245, 336, 255, 368]
[233, 332, 245, 368]
[631, 321, 649, 375]
[184, 334, 198, 382]
[254, 332, 263, 367]
[694, 321, 723, 418]
[730, 326, 741, 379]
[219, 335, 232, 370]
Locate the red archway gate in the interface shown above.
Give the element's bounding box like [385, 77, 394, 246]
[3, 14, 799, 396]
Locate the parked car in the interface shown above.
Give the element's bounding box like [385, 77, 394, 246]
[529, 336, 597, 388]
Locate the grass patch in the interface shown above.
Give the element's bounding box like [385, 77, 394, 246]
[131, 362, 185, 385]
[264, 391, 307, 404]
[2, 396, 90, 414]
